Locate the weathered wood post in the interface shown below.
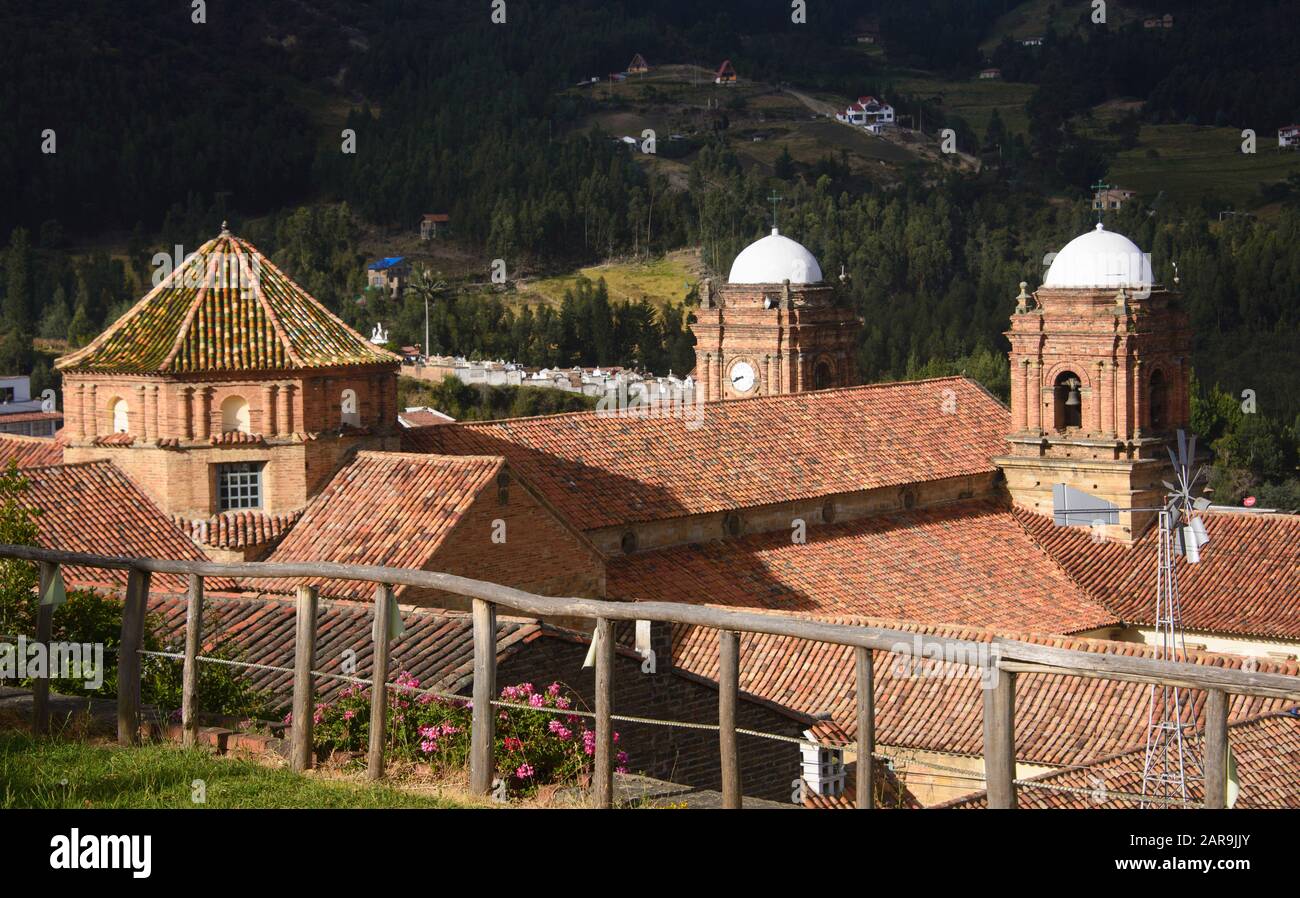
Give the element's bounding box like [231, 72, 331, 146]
[367, 583, 394, 781]
[32, 561, 57, 735]
[470, 598, 497, 796]
[719, 629, 741, 809]
[855, 646, 876, 809]
[593, 617, 614, 808]
[1203, 688, 1229, 809]
[982, 666, 1017, 809]
[117, 567, 152, 746]
[290, 585, 318, 771]
[181, 573, 203, 747]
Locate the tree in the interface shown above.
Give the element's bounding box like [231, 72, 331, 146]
[4, 227, 33, 334]
[774, 145, 796, 181]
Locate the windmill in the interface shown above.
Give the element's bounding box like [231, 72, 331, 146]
[1051, 429, 1212, 807]
[1139, 430, 1211, 807]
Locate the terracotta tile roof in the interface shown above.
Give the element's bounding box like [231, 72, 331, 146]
[147, 591, 540, 707]
[260, 452, 505, 599]
[0, 433, 64, 468]
[55, 231, 400, 374]
[1018, 507, 1300, 639]
[670, 614, 1299, 768]
[942, 710, 1300, 809]
[0, 410, 64, 425]
[405, 378, 1010, 530]
[610, 501, 1119, 634]
[172, 510, 303, 550]
[15, 461, 236, 593]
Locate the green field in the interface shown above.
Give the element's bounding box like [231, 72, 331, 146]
[891, 72, 1035, 138]
[1107, 124, 1300, 211]
[979, 0, 1154, 53]
[0, 731, 468, 809]
[517, 250, 701, 308]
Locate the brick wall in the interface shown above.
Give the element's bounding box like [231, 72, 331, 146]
[409, 467, 607, 613]
[493, 632, 807, 803]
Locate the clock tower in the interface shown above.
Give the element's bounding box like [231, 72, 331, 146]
[691, 229, 861, 401]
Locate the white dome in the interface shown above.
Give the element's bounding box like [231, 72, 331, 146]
[728, 228, 823, 284]
[1043, 223, 1154, 289]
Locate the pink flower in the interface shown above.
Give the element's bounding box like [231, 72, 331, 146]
[528, 693, 545, 708]
[515, 763, 534, 780]
[582, 730, 596, 756]
[617, 750, 628, 764]
[547, 683, 562, 697]
[548, 719, 571, 740]
[555, 697, 571, 710]
[343, 710, 355, 721]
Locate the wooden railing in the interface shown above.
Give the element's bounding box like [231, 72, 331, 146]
[6, 543, 1300, 809]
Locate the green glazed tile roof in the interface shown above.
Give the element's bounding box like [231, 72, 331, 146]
[57, 229, 399, 374]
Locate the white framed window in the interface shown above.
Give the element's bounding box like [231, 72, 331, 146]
[216, 462, 264, 511]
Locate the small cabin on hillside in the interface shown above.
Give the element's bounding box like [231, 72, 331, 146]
[1093, 187, 1137, 212]
[1279, 125, 1300, 149]
[978, 68, 1002, 80]
[420, 213, 450, 240]
[715, 59, 737, 85]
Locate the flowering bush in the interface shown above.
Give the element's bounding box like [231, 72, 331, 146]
[305, 675, 627, 797]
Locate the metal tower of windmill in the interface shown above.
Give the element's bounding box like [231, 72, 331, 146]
[1139, 430, 1212, 807]
[1050, 429, 1213, 807]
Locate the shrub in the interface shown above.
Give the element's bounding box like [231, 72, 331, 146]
[308, 675, 629, 798]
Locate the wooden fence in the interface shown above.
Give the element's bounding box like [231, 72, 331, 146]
[6, 543, 1300, 809]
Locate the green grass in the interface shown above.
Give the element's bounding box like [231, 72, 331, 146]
[891, 73, 1035, 138]
[978, 0, 1153, 53]
[0, 731, 468, 809]
[518, 250, 701, 308]
[1106, 124, 1300, 211]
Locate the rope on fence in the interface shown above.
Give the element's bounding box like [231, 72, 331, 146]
[3, 637, 1206, 806]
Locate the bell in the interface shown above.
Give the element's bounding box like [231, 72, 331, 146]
[1065, 387, 1080, 407]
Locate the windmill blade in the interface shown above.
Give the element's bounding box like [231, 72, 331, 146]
[1177, 429, 1189, 468]
[1186, 434, 1197, 468]
[1190, 516, 1210, 548]
[1162, 480, 1177, 493]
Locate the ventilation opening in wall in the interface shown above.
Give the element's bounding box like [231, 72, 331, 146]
[900, 487, 916, 510]
[723, 511, 742, 538]
[821, 500, 836, 524]
[621, 530, 639, 554]
[496, 470, 510, 505]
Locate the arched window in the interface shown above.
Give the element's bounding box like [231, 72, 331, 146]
[1053, 371, 1083, 430]
[110, 398, 129, 434]
[1149, 370, 1169, 431]
[220, 395, 251, 433]
[813, 359, 834, 390]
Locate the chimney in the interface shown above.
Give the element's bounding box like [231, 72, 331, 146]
[801, 715, 847, 797]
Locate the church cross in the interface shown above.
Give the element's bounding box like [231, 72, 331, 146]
[768, 190, 783, 230]
[1091, 180, 1112, 223]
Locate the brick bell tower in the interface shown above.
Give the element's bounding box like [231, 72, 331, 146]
[994, 224, 1192, 542]
[691, 228, 860, 401]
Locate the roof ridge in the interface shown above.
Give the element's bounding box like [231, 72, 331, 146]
[353, 449, 505, 466]
[459, 375, 993, 430]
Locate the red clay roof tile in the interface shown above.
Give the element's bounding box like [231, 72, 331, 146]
[405, 377, 1010, 530]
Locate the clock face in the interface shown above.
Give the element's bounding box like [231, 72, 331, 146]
[729, 360, 757, 394]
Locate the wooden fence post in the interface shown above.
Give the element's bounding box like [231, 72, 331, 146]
[856, 646, 875, 809]
[470, 598, 497, 796]
[593, 617, 614, 808]
[983, 667, 1017, 809]
[181, 573, 203, 748]
[367, 583, 393, 781]
[1203, 688, 1229, 809]
[117, 567, 151, 746]
[291, 585, 318, 772]
[32, 561, 56, 735]
[719, 629, 741, 809]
